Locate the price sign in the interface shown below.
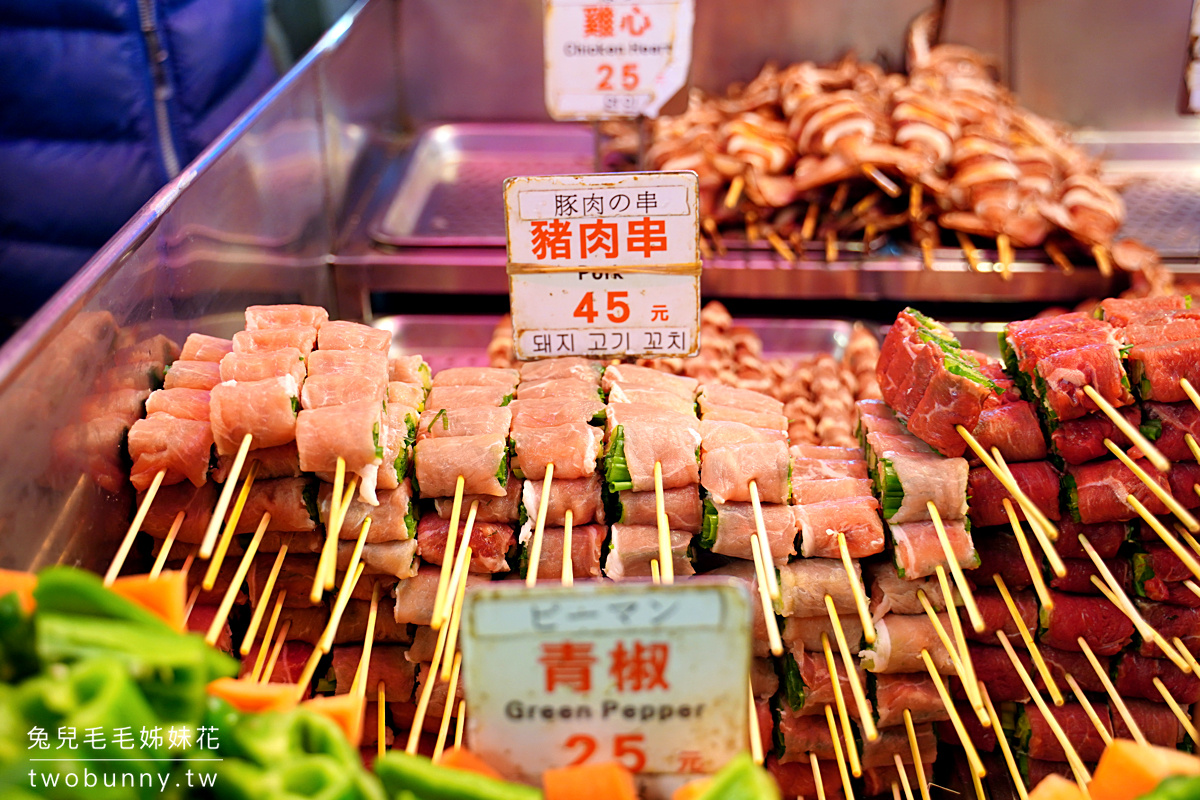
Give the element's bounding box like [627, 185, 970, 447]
[504, 171, 701, 360]
[543, 0, 694, 120]
[460, 581, 751, 786]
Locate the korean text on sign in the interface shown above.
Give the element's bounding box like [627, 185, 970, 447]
[460, 582, 751, 785]
[543, 0, 695, 120]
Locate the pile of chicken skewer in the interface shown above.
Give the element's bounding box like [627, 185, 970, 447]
[606, 11, 1130, 277]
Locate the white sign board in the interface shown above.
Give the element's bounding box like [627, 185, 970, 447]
[543, 0, 694, 120]
[504, 171, 701, 360]
[460, 582, 751, 786]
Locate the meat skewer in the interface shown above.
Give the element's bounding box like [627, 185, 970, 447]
[1003, 499, 1056, 610]
[104, 469, 166, 584]
[1077, 637, 1148, 745]
[993, 574, 1063, 706]
[205, 513, 268, 646]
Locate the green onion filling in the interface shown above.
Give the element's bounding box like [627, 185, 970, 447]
[781, 652, 805, 712]
[605, 425, 633, 492]
[1059, 472, 1081, 523]
[1132, 552, 1156, 598]
[877, 458, 903, 520]
[1140, 419, 1163, 441]
[699, 499, 719, 550]
[373, 422, 383, 461]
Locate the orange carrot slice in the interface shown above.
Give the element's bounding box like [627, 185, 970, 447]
[435, 746, 504, 780]
[111, 571, 187, 631]
[0, 569, 37, 613]
[1091, 739, 1200, 800]
[544, 762, 637, 800]
[303, 692, 364, 747]
[207, 677, 298, 713]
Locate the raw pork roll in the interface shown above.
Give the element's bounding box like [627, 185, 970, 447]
[433, 474, 521, 523]
[1114, 652, 1200, 703]
[867, 562, 954, 619]
[874, 674, 949, 727]
[179, 333, 233, 363]
[1138, 402, 1200, 461]
[413, 433, 509, 497]
[515, 377, 601, 401]
[517, 357, 603, 384]
[697, 384, 785, 415]
[700, 441, 790, 504]
[1050, 407, 1139, 465]
[295, 398, 384, 503]
[790, 457, 869, 481]
[233, 477, 318, 533]
[144, 388, 210, 421]
[1128, 339, 1200, 403]
[788, 443, 861, 460]
[388, 355, 431, 388]
[521, 473, 606, 527]
[860, 724, 938, 768]
[697, 405, 788, 431]
[415, 514, 515, 573]
[210, 375, 299, 454]
[128, 415, 213, 490]
[873, 447, 968, 523]
[214, 442, 301, 483]
[776, 650, 869, 717]
[607, 384, 695, 416]
[319, 480, 415, 542]
[432, 366, 520, 390]
[335, 540, 419, 581]
[1064, 458, 1170, 523]
[232, 326, 317, 358]
[781, 615, 864, 655]
[306, 348, 389, 378]
[393, 565, 491, 626]
[379, 402, 418, 491]
[521, 523, 607, 580]
[219, 348, 307, 385]
[606, 416, 701, 493]
[387, 381, 426, 412]
[602, 364, 698, 400]
[511, 422, 604, 480]
[970, 401, 1048, 463]
[778, 558, 862, 617]
[968, 461, 1061, 528]
[317, 320, 390, 352]
[425, 384, 513, 409]
[165, 361, 221, 391]
[794, 496, 885, 558]
[859, 614, 956, 674]
[888, 518, 977, 579]
[331, 645, 416, 701]
[417, 406, 511, 440]
[962, 588, 1037, 644]
[616, 485, 703, 532]
[603, 524, 695, 580]
[300, 374, 387, 410]
[792, 478, 875, 505]
[1038, 590, 1134, 656]
[700, 500, 797, 563]
[699, 421, 788, 452]
[245, 304, 329, 330]
[508, 397, 605, 428]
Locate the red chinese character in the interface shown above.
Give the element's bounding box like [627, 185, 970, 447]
[619, 6, 651, 36]
[650, 304, 668, 321]
[626, 217, 667, 258]
[580, 218, 619, 259]
[539, 641, 596, 693]
[583, 6, 614, 37]
[609, 640, 669, 692]
[677, 751, 705, 773]
[530, 219, 572, 260]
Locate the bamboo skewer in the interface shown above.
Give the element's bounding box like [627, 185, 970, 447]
[149, 511, 186, 579]
[862, 164, 901, 198]
[441, 546, 473, 682]
[852, 192, 882, 218]
[528, 463, 555, 588]
[378, 682, 387, 760]
[826, 231, 838, 263]
[750, 480, 780, 601]
[921, 649, 984, 778]
[1188, 581, 1200, 602]
[825, 597, 878, 742]
[561, 509, 574, 587]
[821, 633, 862, 778]
[1005, 500, 1063, 590]
[810, 754, 827, 800]
[932, 564, 983, 715]
[322, 477, 358, 592]
[260, 620, 291, 684]
[750, 535, 784, 656]
[1064, 672, 1111, 744]
[455, 700, 466, 749]
[830, 183, 850, 214]
[1133, 498, 1200, 582]
[202, 433, 253, 557]
[996, 234, 1013, 280]
[837, 531, 875, 644]
[903, 709, 931, 800]
[1105, 440, 1198, 531]
[407, 588, 455, 754]
[433, 652, 462, 762]
[800, 202, 820, 242]
[1081, 385, 1169, 471]
[957, 232, 981, 272]
[206, 512, 268, 645]
[920, 239, 934, 271]
[650, 559, 661, 584]
[996, 633, 1091, 786]
[917, 588, 986, 724]
[1155, 677, 1200, 743]
[316, 457, 346, 599]
[432, 475, 466, 628]
[352, 584, 381, 703]
[1093, 244, 1113, 277]
[1088, 575, 1191, 673]
[1187, 434, 1200, 467]
[440, 502, 477, 624]
[994, 574, 1063, 706]
[296, 561, 365, 693]
[242, 543, 289, 656]
[824, 706, 855, 800]
[766, 230, 798, 263]
[724, 175, 744, 209]
[928, 502, 984, 632]
[909, 184, 923, 221]
[748, 681, 763, 765]
[894, 756, 915, 800]
[250, 590, 287, 682]
[183, 584, 201, 622]
[1176, 524, 1200, 562]
[1174, 637, 1200, 675]
[702, 217, 727, 256]
[203, 461, 260, 591]
[958, 429, 1059, 539]
[1044, 242, 1074, 275]
[1078, 637, 1146, 745]
[654, 462, 674, 585]
[106, 469, 166, 584]
[982, 686, 1027, 800]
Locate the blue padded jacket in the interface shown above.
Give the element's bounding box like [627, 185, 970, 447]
[0, 0, 277, 316]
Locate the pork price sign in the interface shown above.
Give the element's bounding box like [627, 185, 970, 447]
[543, 0, 694, 120]
[504, 171, 701, 360]
[460, 581, 751, 787]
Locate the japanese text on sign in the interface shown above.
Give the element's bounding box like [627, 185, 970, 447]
[505, 172, 701, 360]
[544, 0, 694, 120]
[461, 582, 751, 785]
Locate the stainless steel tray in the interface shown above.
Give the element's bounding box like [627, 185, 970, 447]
[375, 314, 864, 372]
